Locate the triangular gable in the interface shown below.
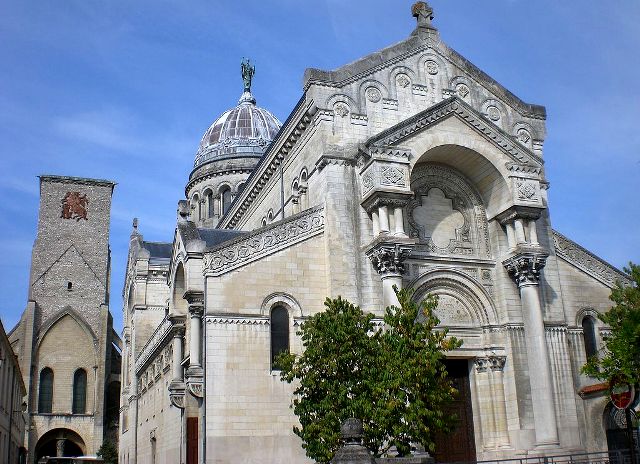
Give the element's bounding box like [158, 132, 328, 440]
[31, 243, 105, 290]
[365, 96, 543, 168]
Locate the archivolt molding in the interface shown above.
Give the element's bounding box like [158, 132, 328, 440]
[203, 206, 324, 276]
[409, 268, 498, 327]
[574, 307, 601, 328]
[408, 164, 490, 258]
[552, 230, 630, 288]
[261, 292, 303, 318]
[37, 307, 98, 354]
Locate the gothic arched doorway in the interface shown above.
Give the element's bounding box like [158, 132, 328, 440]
[35, 428, 85, 461]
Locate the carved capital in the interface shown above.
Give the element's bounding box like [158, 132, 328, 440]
[367, 243, 412, 276]
[474, 357, 489, 373]
[488, 355, 506, 371]
[183, 290, 204, 305]
[503, 252, 548, 287]
[188, 305, 203, 317]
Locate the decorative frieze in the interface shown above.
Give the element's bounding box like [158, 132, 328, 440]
[205, 315, 270, 325]
[552, 230, 630, 287]
[203, 206, 324, 276]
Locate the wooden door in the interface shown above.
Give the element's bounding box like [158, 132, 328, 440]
[434, 359, 476, 463]
[187, 417, 199, 464]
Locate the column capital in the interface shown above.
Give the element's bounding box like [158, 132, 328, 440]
[488, 355, 507, 372]
[366, 242, 413, 276]
[503, 251, 548, 287]
[474, 357, 489, 373]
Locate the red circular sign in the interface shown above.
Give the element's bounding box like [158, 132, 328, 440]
[610, 382, 635, 410]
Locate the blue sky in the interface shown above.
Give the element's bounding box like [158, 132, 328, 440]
[1, 1, 639, 332]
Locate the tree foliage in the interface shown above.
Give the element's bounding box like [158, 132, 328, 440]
[276, 288, 462, 462]
[582, 263, 640, 386]
[97, 440, 118, 464]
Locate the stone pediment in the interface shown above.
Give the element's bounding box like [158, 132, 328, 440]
[364, 97, 543, 168]
[304, 25, 545, 120]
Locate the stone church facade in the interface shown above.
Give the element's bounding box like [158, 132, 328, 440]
[8, 175, 122, 462]
[118, 3, 632, 463]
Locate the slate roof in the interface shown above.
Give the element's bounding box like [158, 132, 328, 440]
[198, 228, 246, 249]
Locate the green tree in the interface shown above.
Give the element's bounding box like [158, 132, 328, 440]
[276, 288, 461, 462]
[582, 263, 640, 386]
[97, 440, 118, 464]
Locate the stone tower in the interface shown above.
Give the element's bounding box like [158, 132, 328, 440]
[9, 175, 122, 463]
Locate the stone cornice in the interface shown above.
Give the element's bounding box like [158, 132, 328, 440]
[135, 316, 182, 374]
[365, 97, 543, 167]
[219, 98, 317, 229]
[185, 167, 255, 196]
[552, 230, 630, 288]
[204, 206, 324, 276]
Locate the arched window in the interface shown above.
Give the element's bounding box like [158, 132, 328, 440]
[221, 187, 232, 215]
[270, 306, 289, 369]
[38, 368, 54, 413]
[191, 194, 200, 222]
[72, 369, 87, 414]
[205, 190, 214, 218]
[582, 316, 598, 360]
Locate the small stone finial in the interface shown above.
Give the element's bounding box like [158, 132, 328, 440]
[132, 217, 138, 230]
[241, 57, 255, 93]
[340, 418, 364, 444]
[412, 1, 435, 29]
[177, 200, 190, 222]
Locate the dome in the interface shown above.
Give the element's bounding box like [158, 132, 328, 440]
[194, 91, 282, 168]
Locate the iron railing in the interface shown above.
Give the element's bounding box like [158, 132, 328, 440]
[440, 450, 639, 464]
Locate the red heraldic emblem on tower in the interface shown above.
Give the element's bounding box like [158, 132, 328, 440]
[61, 191, 89, 221]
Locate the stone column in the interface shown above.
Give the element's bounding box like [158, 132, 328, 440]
[371, 210, 380, 237]
[504, 252, 559, 448]
[367, 243, 412, 308]
[184, 292, 204, 399]
[393, 206, 405, 235]
[169, 317, 187, 409]
[505, 223, 516, 250]
[474, 357, 496, 449]
[378, 205, 390, 233]
[488, 355, 510, 449]
[514, 219, 526, 244]
[527, 219, 539, 246]
[172, 325, 185, 382]
[188, 306, 202, 369]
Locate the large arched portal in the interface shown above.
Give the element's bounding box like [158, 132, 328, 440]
[35, 428, 85, 461]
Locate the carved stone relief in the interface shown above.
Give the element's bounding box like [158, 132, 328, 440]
[396, 74, 411, 88]
[455, 83, 470, 100]
[425, 60, 439, 75]
[433, 294, 473, 326]
[407, 165, 490, 258]
[366, 87, 382, 103]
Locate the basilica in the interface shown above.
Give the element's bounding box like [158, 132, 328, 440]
[115, 3, 633, 463]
